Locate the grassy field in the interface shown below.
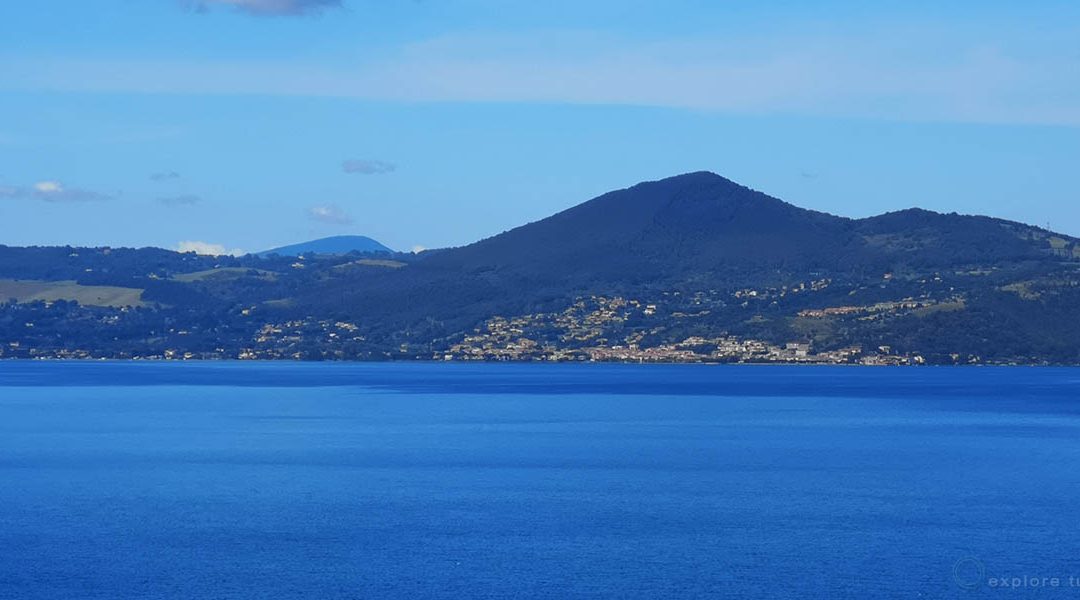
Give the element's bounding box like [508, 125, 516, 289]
[0, 279, 146, 308]
[172, 267, 277, 282]
[333, 258, 407, 270]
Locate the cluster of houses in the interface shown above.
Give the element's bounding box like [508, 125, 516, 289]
[442, 294, 926, 364]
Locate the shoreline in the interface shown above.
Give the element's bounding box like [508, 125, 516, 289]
[0, 357, 1072, 367]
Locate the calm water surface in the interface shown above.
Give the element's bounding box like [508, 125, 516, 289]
[1, 362, 1079, 599]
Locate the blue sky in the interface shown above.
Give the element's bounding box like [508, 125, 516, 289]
[1, 0, 1078, 254]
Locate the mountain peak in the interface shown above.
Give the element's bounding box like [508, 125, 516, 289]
[597, 170, 828, 229]
[651, 170, 732, 183]
[624, 170, 746, 194]
[260, 235, 394, 257]
[425, 171, 852, 280]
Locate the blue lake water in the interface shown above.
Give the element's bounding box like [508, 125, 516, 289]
[1, 362, 1079, 599]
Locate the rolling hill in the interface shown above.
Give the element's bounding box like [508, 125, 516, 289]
[297, 172, 1077, 330]
[2, 172, 1079, 363]
[425, 171, 1073, 282]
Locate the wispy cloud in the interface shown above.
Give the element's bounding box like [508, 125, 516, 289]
[0, 181, 112, 203]
[150, 170, 181, 182]
[184, 0, 342, 16]
[308, 204, 353, 225]
[157, 194, 201, 206]
[176, 240, 244, 256]
[342, 159, 396, 175]
[3, 28, 1079, 126]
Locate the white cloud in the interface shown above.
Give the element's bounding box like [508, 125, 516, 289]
[342, 159, 396, 174]
[176, 240, 244, 256]
[0, 181, 112, 202]
[308, 204, 353, 225]
[411, 245, 426, 254]
[34, 181, 62, 193]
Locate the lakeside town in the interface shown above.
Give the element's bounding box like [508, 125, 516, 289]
[0, 288, 976, 364]
[441, 295, 929, 365]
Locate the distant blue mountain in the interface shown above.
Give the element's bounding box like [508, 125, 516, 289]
[259, 235, 394, 257]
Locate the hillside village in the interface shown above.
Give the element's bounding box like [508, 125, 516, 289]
[440, 294, 929, 365]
